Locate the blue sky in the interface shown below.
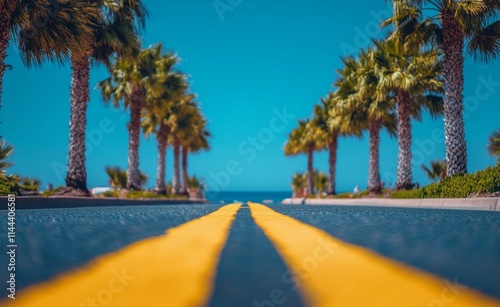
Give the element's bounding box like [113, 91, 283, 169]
[1, 0, 499, 193]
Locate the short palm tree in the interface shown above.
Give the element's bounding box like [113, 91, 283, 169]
[374, 38, 443, 190]
[181, 119, 211, 195]
[99, 44, 160, 190]
[284, 119, 327, 195]
[105, 166, 147, 189]
[291, 172, 306, 197]
[388, 0, 500, 176]
[314, 171, 329, 196]
[487, 129, 500, 162]
[421, 160, 447, 182]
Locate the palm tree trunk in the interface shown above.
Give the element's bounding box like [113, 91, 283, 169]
[396, 89, 413, 189]
[442, 10, 467, 176]
[172, 135, 181, 195]
[181, 146, 189, 195]
[0, 2, 14, 109]
[154, 123, 169, 194]
[327, 134, 338, 195]
[368, 119, 382, 193]
[307, 144, 315, 195]
[65, 54, 90, 194]
[126, 83, 143, 190]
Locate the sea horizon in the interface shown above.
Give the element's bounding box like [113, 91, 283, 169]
[205, 190, 351, 205]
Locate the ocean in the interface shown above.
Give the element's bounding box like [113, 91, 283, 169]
[205, 191, 291, 205]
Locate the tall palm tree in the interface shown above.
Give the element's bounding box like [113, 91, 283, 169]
[141, 53, 185, 194]
[374, 38, 443, 189]
[312, 92, 362, 195]
[284, 119, 327, 195]
[99, 44, 160, 190]
[388, 0, 500, 176]
[66, 0, 147, 195]
[335, 50, 398, 193]
[0, 0, 96, 109]
[488, 129, 500, 162]
[169, 94, 199, 195]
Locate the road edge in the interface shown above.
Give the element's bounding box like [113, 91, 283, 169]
[281, 197, 500, 211]
[0, 196, 209, 210]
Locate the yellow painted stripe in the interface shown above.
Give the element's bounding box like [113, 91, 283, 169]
[248, 202, 500, 307]
[4, 204, 241, 307]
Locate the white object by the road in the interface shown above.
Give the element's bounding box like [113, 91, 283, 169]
[90, 187, 113, 195]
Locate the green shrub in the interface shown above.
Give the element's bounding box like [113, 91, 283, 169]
[391, 164, 500, 199]
[125, 191, 170, 199]
[41, 186, 63, 197]
[102, 190, 119, 198]
[0, 175, 21, 196]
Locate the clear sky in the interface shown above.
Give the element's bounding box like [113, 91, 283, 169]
[1, 0, 499, 193]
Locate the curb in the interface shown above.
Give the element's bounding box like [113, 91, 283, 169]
[0, 196, 209, 210]
[281, 197, 500, 211]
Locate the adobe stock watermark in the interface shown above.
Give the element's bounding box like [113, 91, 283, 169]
[213, 0, 243, 21]
[204, 107, 296, 198]
[253, 236, 337, 307]
[382, 73, 500, 186]
[77, 268, 134, 307]
[428, 279, 468, 307]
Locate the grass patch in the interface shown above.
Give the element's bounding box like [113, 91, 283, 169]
[391, 163, 500, 199]
[331, 190, 370, 199]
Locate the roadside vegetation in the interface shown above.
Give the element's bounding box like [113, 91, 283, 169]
[392, 163, 500, 199]
[0, 1, 210, 198]
[285, 1, 500, 199]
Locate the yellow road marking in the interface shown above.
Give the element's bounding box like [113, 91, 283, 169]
[248, 202, 500, 307]
[4, 204, 241, 307]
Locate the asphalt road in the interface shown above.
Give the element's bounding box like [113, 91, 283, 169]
[1, 203, 499, 306]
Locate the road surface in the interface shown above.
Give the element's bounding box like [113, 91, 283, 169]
[1, 202, 499, 306]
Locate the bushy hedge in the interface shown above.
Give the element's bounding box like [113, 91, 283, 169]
[392, 163, 500, 199]
[0, 176, 20, 196]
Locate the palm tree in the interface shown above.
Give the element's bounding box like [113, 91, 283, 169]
[334, 51, 398, 193]
[105, 166, 147, 189]
[291, 172, 306, 197]
[313, 92, 362, 195]
[488, 129, 500, 162]
[313, 170, 329, 196]
[65, 0, 147, 195]
[421, 160, 447, 182]
[0, 138, 13, 173]
[181, 119, 211, 195]
[141, 53, 186, 194]
[388, 0, 500, 176]
[169, 94, 201, 195]
[99, 44, 160, 190]
[0, 0, 97, 109]
[374, 38, 443, 190]
[284, 119, 327, 195]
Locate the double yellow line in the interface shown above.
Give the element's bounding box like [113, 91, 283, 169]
[4, 203, 500, 307]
